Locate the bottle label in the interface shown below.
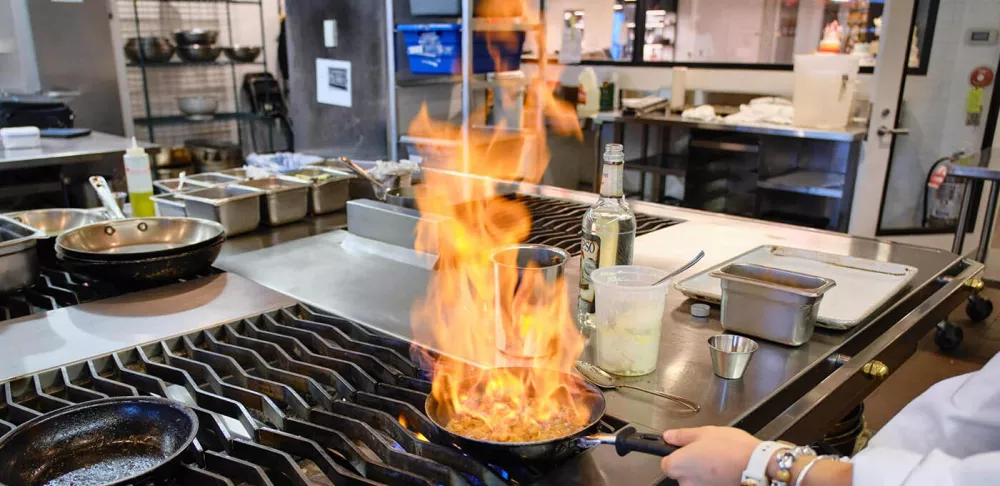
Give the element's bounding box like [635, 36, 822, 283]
[578, 230, 601, 314]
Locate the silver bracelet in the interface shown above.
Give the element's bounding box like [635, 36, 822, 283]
[793, 455, 849, 486]
[771, 446, 817, 486]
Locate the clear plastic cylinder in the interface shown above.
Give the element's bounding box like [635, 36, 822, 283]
[591, 265, 669, 376]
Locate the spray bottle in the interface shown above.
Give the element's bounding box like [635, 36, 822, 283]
[123, 137, 155, 217]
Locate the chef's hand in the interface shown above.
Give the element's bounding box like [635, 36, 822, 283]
[660, 426, 761, 486]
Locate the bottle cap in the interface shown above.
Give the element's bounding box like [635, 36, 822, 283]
[691, 303, 710, 318]
[125, 137, 147, 157]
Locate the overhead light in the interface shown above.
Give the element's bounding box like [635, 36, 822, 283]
[647, 9, 667, 15]
[614, 5, 623, 10]
[574, 10, 585, 15]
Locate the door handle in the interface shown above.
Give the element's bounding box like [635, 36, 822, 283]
[877, 125, 910, 137]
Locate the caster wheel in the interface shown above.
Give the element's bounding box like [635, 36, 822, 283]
[935, 321, 963, 351]
[966, 294, 993, 323]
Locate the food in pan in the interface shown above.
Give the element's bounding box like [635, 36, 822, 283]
[444, 397, 589, 443]
[291, 172, 333, 183]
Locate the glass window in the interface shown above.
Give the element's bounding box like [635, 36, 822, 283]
[536, 0, 937, 72]
[539, 0, 635, 62]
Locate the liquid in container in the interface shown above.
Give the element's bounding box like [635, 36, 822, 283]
[591, 265, 669, 376]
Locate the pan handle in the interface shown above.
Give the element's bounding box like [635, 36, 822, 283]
[89, 176, 126, 220]
[614, 427, 677, 457]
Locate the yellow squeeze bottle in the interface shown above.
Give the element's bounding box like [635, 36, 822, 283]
[123, 137, 155, 217]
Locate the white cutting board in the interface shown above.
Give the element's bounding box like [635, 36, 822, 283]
[632, 220, 852, 278]
[675, 245, 918, 329]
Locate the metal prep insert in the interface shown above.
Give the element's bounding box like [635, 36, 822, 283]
[284, 167, 353, 214]
[235, 177, 310, 226]
[214, 167, 251, 180]
[184, 172, 242, 186]
[152, 177, 213, 194]
[711, 263, 835, 346]
[176, 185, 264, 235]
[150, 193, 188, 217]
[0, 215, 45, 294]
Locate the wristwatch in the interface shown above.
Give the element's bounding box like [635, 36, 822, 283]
[741, 441, 788, 486]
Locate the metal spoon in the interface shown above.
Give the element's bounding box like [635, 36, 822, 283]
[651, 250, 705, 287]
[338, 156, 386, 192]
[575, 361, 701, 412]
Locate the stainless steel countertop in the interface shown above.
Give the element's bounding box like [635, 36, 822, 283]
[0, 181, 962, 486]
[0, 273, 296, 382]
[215, 182, 962, 435]
[594, 112, 867, 142]
[0, 131, 160, 170]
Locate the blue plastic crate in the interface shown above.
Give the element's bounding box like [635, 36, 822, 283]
[398, 24, 524, 75]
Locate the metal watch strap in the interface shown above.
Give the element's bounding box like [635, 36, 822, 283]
[741, 441, 786, 486]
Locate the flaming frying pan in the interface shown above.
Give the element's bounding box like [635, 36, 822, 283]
[424, 367, 676, 461]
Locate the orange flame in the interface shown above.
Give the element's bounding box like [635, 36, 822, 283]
[398, 414, 429, 442]
[410, 0, 591, 442]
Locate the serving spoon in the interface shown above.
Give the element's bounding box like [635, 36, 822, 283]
[575, 361, 701, 412]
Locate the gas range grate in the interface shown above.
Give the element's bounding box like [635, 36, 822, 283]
[0, 268, 220, 323]
[0, 304, 627, 485]
[513, 194, 682, 256]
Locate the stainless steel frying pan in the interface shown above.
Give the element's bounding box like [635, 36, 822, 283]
[54, 177, 226, 282]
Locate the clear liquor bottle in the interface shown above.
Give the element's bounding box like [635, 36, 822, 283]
[577, 143, 636, 329]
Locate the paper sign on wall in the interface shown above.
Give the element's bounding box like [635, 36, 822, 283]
[316, 58, 351, 107]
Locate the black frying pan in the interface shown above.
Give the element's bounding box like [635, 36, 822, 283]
[0, 397, 198, 486]
[424, 367, 677, 461]
[56, 236, 223, 283]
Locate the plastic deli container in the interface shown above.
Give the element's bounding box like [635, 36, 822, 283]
[591, 265, 669, 376]
[398, 24, 525, 75]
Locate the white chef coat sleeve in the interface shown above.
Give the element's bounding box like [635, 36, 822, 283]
[853, 448, 1000, 486]
[851, 352, 1000, 486]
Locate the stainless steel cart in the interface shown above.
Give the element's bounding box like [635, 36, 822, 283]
[935, 148, 997, 349]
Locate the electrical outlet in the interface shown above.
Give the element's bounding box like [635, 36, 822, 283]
[324, 20, 338, 48]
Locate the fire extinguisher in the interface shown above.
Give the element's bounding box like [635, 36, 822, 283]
[924, 151, 970, 228]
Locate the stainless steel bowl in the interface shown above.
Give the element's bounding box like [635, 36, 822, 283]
[124, 37, 174, 63]
[222, 46, 261, 63]
[176, 44, 222, 62]
[173, 29, 219, 46]
[177, 96, 219, 120]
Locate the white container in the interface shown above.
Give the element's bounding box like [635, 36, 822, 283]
[592, 265, 669, 376]
[0, 126, 41, 149]
[793, 54, 859, 129]
[670, 67, 687, 111]
[577, 67, 600, 117]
